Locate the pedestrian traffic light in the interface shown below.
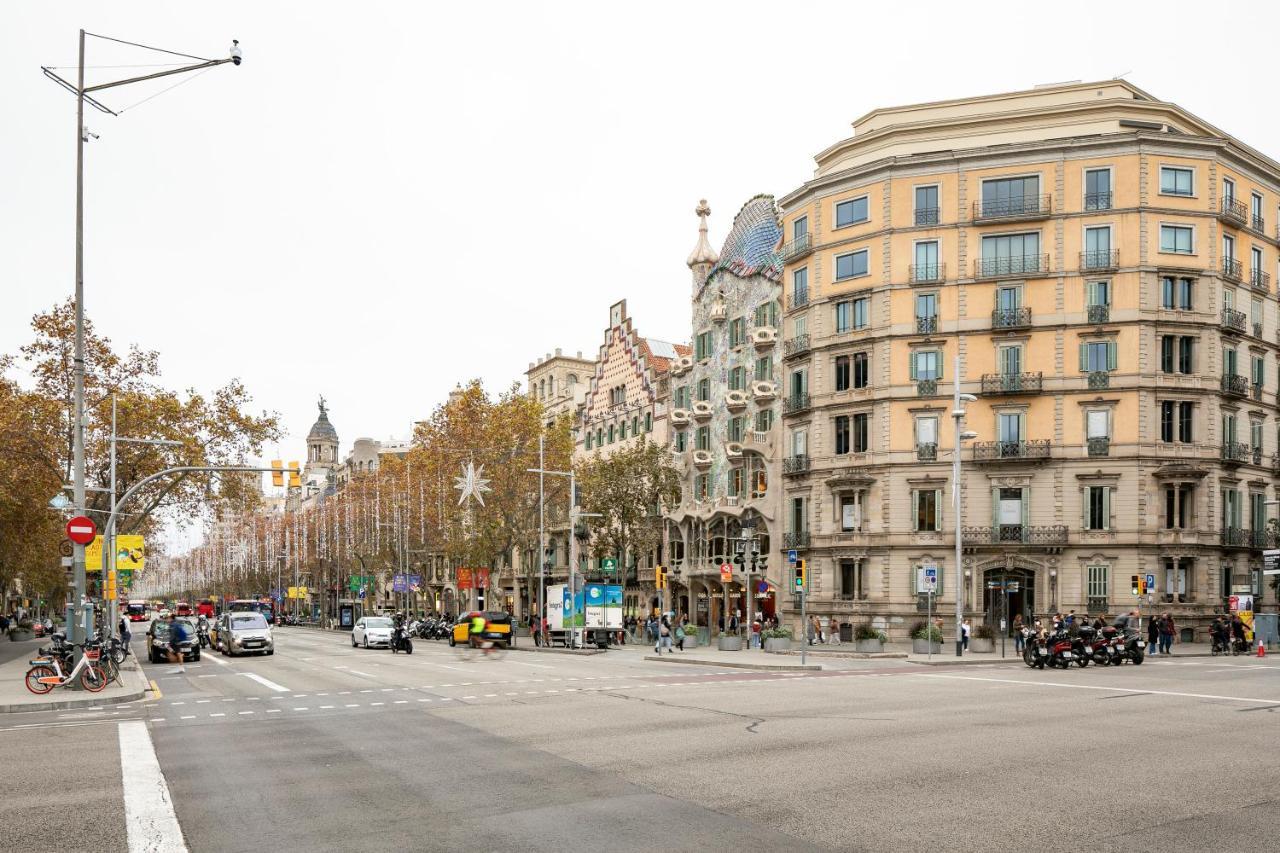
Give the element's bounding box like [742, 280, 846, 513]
[793, 559, 806, 593]
[271, 459, 284, 487]
[1131, 574, 1140, 595]
[288, 461, 301, 488]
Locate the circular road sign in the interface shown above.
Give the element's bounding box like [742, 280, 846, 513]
[65, 515, 97, 545]
[59, 539, 74, 558]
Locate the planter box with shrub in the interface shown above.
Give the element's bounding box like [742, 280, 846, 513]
[761, 627, 793, 653]
[911, 621, 944, 654]
[970, 623, 996, 653]
[717, 634, 742, 651]
[854, 623, 887, 653]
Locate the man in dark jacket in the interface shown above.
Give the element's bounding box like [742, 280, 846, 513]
[1147, 614, 1161, 655]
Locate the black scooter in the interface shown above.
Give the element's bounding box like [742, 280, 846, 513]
[390, 623, 414, 654]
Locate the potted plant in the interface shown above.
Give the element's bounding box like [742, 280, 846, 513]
[970, 623, 996, 653]
[717, 631, 742, 651]
[8, 619, 34, 642]
[677, 624, 698, 649]
[761, 626, 792, 652]
[911, 621, 943, 654]
[854, 623, 887, 653]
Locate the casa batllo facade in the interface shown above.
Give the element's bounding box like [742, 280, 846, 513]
[776, 80, 1280, 639]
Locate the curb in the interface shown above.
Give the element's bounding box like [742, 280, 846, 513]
[774, 650, 909, 660]
[510, 646, 606, 656]
[908, 657, 1026, 667]
[0, 656, 150, 714]
[643, 655, 821, 672]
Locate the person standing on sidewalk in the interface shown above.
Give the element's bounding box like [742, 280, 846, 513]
[1147, 614, 1161, 655]
[1160, 613, 1175, 655]
[961, 618, 971, 652]
[657, 615, 672, 654]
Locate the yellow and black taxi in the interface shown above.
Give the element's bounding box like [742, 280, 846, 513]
[449, 611, 514, 648]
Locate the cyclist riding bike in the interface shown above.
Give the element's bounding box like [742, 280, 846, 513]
[468, 612, 489, 650]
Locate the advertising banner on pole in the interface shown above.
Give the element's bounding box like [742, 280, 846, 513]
[457, 568, 473, 590]
[85, 535, 145, 572]
[1229, 594, 1255, 641]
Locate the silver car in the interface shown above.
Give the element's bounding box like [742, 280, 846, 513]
[218, 612, 275, 657]
[352, 616, 393, 648]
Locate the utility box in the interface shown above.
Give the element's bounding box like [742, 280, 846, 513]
[1255, 613, 1279, 646]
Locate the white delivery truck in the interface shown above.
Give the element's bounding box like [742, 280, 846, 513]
[545, 582, 622, 648]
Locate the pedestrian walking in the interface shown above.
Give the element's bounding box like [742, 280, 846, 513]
[961, 618, 972, 651]
[657, 615, 672, 654]
[1147, 614, 1161, 655]
[674, 621, 685, 652]
[827, 617, 841, 646]
[1160, 613, 1175, 655]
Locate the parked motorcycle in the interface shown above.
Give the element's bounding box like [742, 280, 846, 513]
[1022, 627, 1048, 669]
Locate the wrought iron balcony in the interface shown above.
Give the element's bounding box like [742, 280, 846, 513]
[1253, 382, 1264, 402]
[974, 255, 1048, 279]
[782, 531, 811, 550]
[780, 232, 813, 262]
[1087, 371, 1111, 390]
[790, 286, 809, 310]
[782, 454, 810, 475]
[1220, 526, 1248, 548]
[1087, 436, 1110, 457]
[980, 372, 1042, 395]
[916, 378, 938, 396]
[1251, 214, 1266, 234]
[1220, 373, 1248, 397]
[1220, 441, 1249, 465]
[973, 194, 1052, 222]
[1254, 322, 1264, 339]
[1220, 308, 1247, 333]
[914, 207, 940, 226]
[782, 392, 810, 415]
[1219, 197, 1247, 226]
[1084, 192, 1112, 211]
[1222, 257, 1243, 283]
[1251, 529, 1270, 549]
[1251, 269, 1271, 292]
[916, 316, 938, 334]
[910, 263, 944, 283]
[916, 442, 937, 462]
[1087, 304, 1110, 324]
[1253, 445, 1264, 465]
[783, 334, 811, 359]
[991, 306, 1032, 329]
[1080, 249, 1119, 271]
[961, 524, 1068, 546]
[972, 439, 1052, 462]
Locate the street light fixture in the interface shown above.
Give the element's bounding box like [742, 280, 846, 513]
[952, 356, 978, 657]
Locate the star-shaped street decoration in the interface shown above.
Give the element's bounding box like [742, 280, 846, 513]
[454, 460, 491, 507]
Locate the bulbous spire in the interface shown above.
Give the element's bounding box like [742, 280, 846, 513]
[685, 199, 719, 268]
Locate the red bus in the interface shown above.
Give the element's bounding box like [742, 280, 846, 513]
[175, 601, 193, 617]
[196, 600, 215, 618]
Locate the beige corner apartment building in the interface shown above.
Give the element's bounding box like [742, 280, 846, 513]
[776, 80, 1278, 639]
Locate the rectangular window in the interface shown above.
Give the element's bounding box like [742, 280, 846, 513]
[1159, 166, 1194, 196]
[1086, 409, 1110, 440]
[792, 215, 808, 242]
[1160, 225, 1194, 254]
[790, 497, 807, 536]
[1084, 485, 1110, 531]
[728, 416, 745, 443]
[1252, 355, 1265, 390]
[631, 416, 639, 436]
[1178, 337, 1193, 374]
[697, 378, 710, 401]
[834, 415, 850, 455]
[852, 352, 869, 388]
[1164, 485, 1192, 529]
[914, 489, 940, 532]
[728, 317, 746, 348]
[790, 429, 807, 458]
[673, 386, 689, 409]
[645, 412, 652, 432]
[1179, 402, 1193, 442]
[916, 415, 939, 447]
[1079, 340, 1116, 373]
[1178, 277, 1194, 309]
[754, 410, 773, 432]
[695, 474, 709, 501]
[585, 432, 593, 450]
[608, 425, 615, 443]
[835, 249, 869, 281]
[915, 292, 937, 323]
[1160, 336, 1175, 374]
[1222, 488, 1242, 529]
[753, 301, 778, 328]
[909, 349, 941, 381]
[695, 331, 713, 361]
[835, 301, 852, 334]
[728, 367, 746, 391]
[839, 493, 863, 532]
[1161, 276, 1175, 309]
[1251, 193, 1264, 227]
[914, 240, 940, 280]
[834, 195, 869, 228]
[852, 412, 869, 452]
[1160, 401, 1174, 443]
[998, 412, 1023, 443]
[728, 467, 743, 497]
[754, 356, 773, 382]
[695, 426, 710, 452]
[1086, 279, 1110, 308]
[1087, 565, 1110, 607]
[1084, 168, 1112, 210]
[981, 232, 1041, 265]
[1251, 420, 1264, 453]
[1224, 346, 1238, 376]
[834, 355, 850, 392]
[1223, 233, 1235, 262]
[853, 297, 868, 329]
[914, 185, 939, 226]
[619, 422, 627, 440]
[792, 267, 808, 306]
[981, 176, 1040, 216]
[998, 344, 1023, 376]
[1223, 177, 1236, 204]
[839, 560, 865, 600]
[1084, 225, 1111, 259]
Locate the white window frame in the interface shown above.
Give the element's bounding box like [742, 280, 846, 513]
[1158, 165, 1196, 198]
[833, 194, 870, 229]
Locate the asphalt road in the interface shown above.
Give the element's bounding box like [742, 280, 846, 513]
[3, 627, 1278, 852]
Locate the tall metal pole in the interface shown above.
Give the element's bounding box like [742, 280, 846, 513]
[538, 434, 545, 640]
[953, 351, 964, 657]
[567, 469, 577, 648]
[71, 28, 88, 646]
[105, 395, 117, 640]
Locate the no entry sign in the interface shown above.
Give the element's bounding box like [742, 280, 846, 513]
[65, 515, 97, 545]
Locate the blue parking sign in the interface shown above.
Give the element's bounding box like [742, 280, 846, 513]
[787, 550, 798, 564]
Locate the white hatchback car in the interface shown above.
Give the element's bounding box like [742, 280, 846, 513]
[352, 616, 394, 649]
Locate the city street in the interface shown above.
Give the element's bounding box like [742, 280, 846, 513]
[2, 628, 1278, 852]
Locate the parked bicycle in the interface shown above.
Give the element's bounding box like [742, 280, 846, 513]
[25, 643, 109, 694]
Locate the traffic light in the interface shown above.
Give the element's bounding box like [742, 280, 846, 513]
[288, 461, 301, 488]
[1139, 576, 1148, 595]
[655, 565, 667, 590]
[271, 460, 284, 487]
[733, 553, 746, 571]
[756, 554, 768, 572]
[793, 559, 806, 593]
[1131, 575, 1140, 596]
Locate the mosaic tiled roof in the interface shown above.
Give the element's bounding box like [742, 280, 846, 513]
[705, 194, 782, 286]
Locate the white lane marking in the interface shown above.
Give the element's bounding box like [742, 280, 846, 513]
[170, 702, 185, 706]
[202, 653, 231, 668]
[459, 696, 475, 700]
[508, 660, 555, 669]
[345, 704, 359, 708]
[265, 709, 281, 714]
[393, 700, 408, 704]
[912, 673, 1280, 705]
[209, 713, 225, 718]
[320, 705, 335, 709]
[238, 711, 254, 715]
[119, 720, 189, 853]
[438, 697, 452, 702]
[149, 718, 165, 723]
[196, 674, 217, 678]
[179, 715, 195, 720]
[293, 707, 309, 711]
[370, 702, 385, 706]
[246, 697, 260, 702]
[196, 700, 210, 705]
[240, 672, 291, 693]
[346, 670, 377, 678]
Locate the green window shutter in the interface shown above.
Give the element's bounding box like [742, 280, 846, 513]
[1020, 490, 1029, 528]
[909, 354, 918, 381]
[1082, 488, 1090, 529]
[1107, 341, 1117, 371]
[910, 564, 918, 595]
[1078, 343, 1087, 372]
[911, 490, 920, 530]
[1103, 486, 1112, 530]
[991, 487, 1000, 529]
[934, 489, 943, 529]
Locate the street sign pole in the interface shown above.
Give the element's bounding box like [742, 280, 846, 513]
[799, 587, 806, 666]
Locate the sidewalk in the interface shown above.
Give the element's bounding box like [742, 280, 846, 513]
[0, 647, 152, 713]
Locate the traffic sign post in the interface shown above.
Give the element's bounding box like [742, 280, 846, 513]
[601, 557, 617, 576]
[1264, 549, 1280, 576]
[66, 516, 96, 545]
[719, 563, 732, 583]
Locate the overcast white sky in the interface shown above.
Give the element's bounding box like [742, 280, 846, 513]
[5, 1, 1280, 549]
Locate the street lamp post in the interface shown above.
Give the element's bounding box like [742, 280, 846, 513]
[43, 30, 241, 647]
[951, 352, 978, 657]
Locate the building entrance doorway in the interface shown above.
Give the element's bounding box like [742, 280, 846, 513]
[982, 567, 1035, 635]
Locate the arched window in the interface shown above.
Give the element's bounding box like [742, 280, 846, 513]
[549, 377, 556, 397]
[567, 374, 578, 389]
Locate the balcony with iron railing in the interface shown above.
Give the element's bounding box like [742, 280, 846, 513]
[909, 262, 945, 284]
[782, 392, 811, 415]
[1253, 382, 1264, 402]
[1087, 436, 1110, 457]
[1250, 529, 1271, 549]
[1220, 441, 1249, 465]
[1219, 197, 1248, 226]
[972, 439, 1052, 462]
[782, 531, 811, 550]
[783, 333, 811, 359]
[916, 442, 937, 462]
[1220, 526, 1249, 548]
[1220, 373, 1248, 397]
[1084, 192, 1112, 211]
[973, 194, 1052, 222]
[780, 231, 813, 262]
[782, 454, 810, 476]
[916, 315, 938, 334]
[1251, 213, 1266, 234]
[914, 207, 940, 226]
[980, 372, 1042, 395]
[1221, 257, 1243, 283]
[1080, 249, 1119, 271]
[1087, 304, 1110, 324]
[974, 254, 1049, 279]
[916, 378, 939, 396]
[790, 286, 809, 310]
[991, 306, 1032, 329]
[1087, 371, 1111, 390]
[961, 525, 1069, 546]
[1254, 322, 1264, 339]
[1251, 268, 1271, 292]
[1220, 308, 1246, 333]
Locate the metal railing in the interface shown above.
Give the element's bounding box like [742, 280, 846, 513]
[1220, 526, 1248, 548]
[783, 333, 811, 358]
[914, 207, 940, 226]
[1219, 197, 1247, 225]
[780, 232, 813, 262]
[1220, 373, 1248, 396]
[790, 286, 809, 309]
[782, 454, 810, 475]
[975, 255, 1048, 279]
[1222, 257, 1243, 282]
[1220, 441, 1249, 464]
[782, 392, 811, 415]
[782, 531, 811, 549]
[916, 378, 938, 396]
[910, 262, 944, 283]
[1254, 322, 1263, 339]
[1250, 529, 1270, 549]
[1084, 192, 1112, 211]
[991, 306, 1033, 329]
[1087, 304, 1110, 324]
[916, 316, 937, 334]
[1220, 308, 1246, 332]
[1253, 382, 1264, 401]
[1252, 214, 1266, 234]
[1080, 249, 1119, 271]
[917, 442, 937, 461]
[1087, 371, 1111, 390]
[973, 194, 1052, 221]
[961, 524, 1068, 545]
[972, 439, 1052, 461]
[1251, 269, 1271, 291]
[980, 372, 1042, 395]
[1087, 436, 1110, 457]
